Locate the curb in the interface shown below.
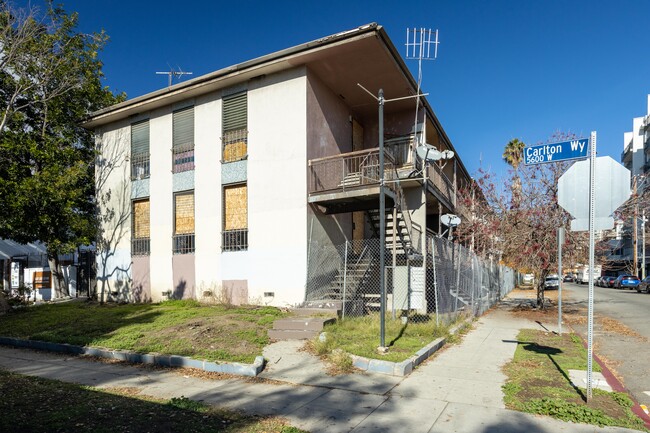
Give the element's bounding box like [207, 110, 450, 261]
[346, 319, 471, 377]
[0, 336, 265, 377]
[571, 330, 650, 429]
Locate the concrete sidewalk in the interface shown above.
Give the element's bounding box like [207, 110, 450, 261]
[0, 305, 642, 433]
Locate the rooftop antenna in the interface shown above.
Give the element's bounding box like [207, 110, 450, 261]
[156, 66, 193, 88]
[406, 28, 439, 149]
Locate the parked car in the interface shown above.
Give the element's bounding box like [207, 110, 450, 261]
[595, 276, 604, 287]
[637, 276, 650, 293]
[613, 275, 641, 289]
[604, 276, 617, 288]
[522, 274, 535, 286]
[544, 274, 560, 290]
[563, 274, 574, 282]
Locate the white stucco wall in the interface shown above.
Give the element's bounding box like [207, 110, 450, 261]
[97, 67, 312, 306]
[226, 68, 308, 306]
[95, 121, 133, 300]
[148, 107, 174, 300]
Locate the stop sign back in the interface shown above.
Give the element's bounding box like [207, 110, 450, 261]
[558, 156, 630, 231]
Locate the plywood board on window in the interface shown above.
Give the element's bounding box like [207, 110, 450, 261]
[224, 185, 247, 230]
[133, 200, 150, 238]
[175, 193, 195, 234]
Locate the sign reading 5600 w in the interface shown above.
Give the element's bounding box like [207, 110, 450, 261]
[523, 138, 589, 165]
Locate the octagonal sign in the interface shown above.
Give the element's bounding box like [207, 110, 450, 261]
[558, 156, 630, 231]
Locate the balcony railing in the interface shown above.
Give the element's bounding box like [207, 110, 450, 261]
[172, 142, 195, 173]
[427, 162, 455, 207]
[308, 148, 396, 194]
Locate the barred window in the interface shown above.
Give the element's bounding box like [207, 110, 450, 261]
[131, 120, 150, 179]
[132, 199, 150, 256]
[173, 106, 195, 172]
[222, 92, 247, 163]
[174, 191, 195, 254]
[223, 184, 248, 251]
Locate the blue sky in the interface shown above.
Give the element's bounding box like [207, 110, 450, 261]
[40, 0, 650, 175]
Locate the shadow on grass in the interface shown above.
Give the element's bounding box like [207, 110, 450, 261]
[0, 370, 299, 433]
[504, 339, 587, 402]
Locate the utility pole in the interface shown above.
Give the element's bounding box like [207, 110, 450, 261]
[643, 208, 647, 279]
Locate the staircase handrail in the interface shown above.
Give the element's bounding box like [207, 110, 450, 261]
[387, 166, 422, 254]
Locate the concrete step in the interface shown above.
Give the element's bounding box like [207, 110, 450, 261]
[273, 317, 336, 331]
[268, 329, 320, 340]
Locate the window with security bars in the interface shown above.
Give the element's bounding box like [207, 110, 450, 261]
[173, 106, 195, 173]
[131, 120, 150, 179]
[222, 92, 247, 163]
[173, 191, 195, 254]
[132, 199, 150, 255]
[222, 184, 248, 251]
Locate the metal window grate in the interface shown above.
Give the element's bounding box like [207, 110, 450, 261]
[131, 153, 150, 179]
[222, 129, 248, 163]
[222, 229, 248, 251]
[132, 238, 150, 256]
[173, 234, 195, 254]
[172, 142, 195, 173]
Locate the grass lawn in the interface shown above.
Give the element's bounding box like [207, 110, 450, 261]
[311, 312, 463, 363]
[502, 329, 647, 431]
[0, 300, 288, 363]
[0, 370, 306, 433]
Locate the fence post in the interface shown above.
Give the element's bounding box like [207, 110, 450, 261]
[432, 237, 439, 327]
[342, 241, 348, 320]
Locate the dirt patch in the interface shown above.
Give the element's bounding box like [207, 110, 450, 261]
[600, 317, 647, 341]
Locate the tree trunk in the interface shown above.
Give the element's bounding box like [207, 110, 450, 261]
[536, 270, 548, 309]
[48, 254, 68, 298]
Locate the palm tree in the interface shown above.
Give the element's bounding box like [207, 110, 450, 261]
[502, 138, 525, 169]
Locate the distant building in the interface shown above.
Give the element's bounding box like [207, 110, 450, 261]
[612, 94, 650, 276]
[84, 24, 474, 307]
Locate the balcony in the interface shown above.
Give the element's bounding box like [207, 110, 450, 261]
[308, 148, 397, 214]
[426, 163, 455, 208]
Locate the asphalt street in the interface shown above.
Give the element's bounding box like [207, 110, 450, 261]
[562, 282, 650, 409]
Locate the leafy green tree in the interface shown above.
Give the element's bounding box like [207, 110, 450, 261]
[0, 1, 124, 296]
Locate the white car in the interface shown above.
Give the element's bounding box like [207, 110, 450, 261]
[544, 275, 560, 290]
[523, 274, 535, 285]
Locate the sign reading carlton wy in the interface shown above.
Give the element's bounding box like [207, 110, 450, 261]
[523, 138, 589, 165]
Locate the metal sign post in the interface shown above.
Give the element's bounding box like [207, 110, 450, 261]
[557, 227, 564, 335]
[586, 131, 596, 401]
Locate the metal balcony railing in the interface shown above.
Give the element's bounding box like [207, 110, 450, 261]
[308, 148, 396, 194]
[427, 162, 455, 207]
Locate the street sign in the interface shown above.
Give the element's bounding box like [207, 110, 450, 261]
[558, 156, 630, 231]
[523, 138, 589, 165]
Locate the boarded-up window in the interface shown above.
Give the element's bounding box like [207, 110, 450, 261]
[223, 184, 247, 230]
[175, 192, 195, 234]
[222, 92, 247, 163]
[133, 199, 150, 238]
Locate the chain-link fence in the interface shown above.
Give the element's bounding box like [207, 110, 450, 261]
[305, 233, 515, 326]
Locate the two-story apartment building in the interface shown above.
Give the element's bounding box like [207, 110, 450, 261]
[84, 23, 473, 307]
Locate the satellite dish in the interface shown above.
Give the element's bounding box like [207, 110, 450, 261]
[440, 213, 461, 227]
[441, 150, 455, 159]
[416, 144, 443, 162]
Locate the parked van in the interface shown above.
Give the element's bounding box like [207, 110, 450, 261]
[576, 265, 601, 284]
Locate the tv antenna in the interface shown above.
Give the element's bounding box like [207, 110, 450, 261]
[405, 27, 439, 148]
[156, 66, 193, 88]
